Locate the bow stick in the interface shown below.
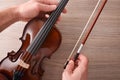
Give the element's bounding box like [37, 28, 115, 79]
[64, 0, 107, 69]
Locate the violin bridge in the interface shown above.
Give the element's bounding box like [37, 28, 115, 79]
[18, 59, 30, 69]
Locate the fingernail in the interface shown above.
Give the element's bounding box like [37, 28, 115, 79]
[69, 60, 73, 64]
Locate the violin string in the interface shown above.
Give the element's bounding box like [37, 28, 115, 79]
[66, 0, 102, 62]
[31, 8, 62, 53]
[16, 52, 32, 79]
[18, 0, 64, 72]
[16, 0, 69, 78]
[27, 0, 69, 55]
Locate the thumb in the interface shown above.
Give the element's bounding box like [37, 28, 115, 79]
[64, 60, 75, 74]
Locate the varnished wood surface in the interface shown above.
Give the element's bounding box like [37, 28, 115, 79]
[0, 0, 120, 80]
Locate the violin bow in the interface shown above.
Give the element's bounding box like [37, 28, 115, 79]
[64, 0, 107, 69]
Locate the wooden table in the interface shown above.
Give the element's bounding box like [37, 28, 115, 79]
[0, 0, 120, 80]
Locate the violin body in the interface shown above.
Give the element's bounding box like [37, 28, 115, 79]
[0, 18, 61, 80]
[0, 0, 69, 79]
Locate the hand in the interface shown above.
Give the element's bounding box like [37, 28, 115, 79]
[62, 54, 88, 80]
[17, 0, 67, 21]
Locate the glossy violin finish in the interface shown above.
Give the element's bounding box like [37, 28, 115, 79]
[0, 0, 69, 80]
[0, 17, 61, 80]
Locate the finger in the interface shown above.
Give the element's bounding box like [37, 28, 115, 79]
[56, 16, 61, 23]
[45, 13, 61, 22]
[64, 60, 74, 74]
[40, 0, 67, 13]
[45, 14, 49, 18]
[38, 0, 59, 5]
[38, 3, 57, 12]
[56, 18, 60, 24]
[62, 8, 67, 13]
[78, 54, 88, 66]
[74, 54, 88, 73]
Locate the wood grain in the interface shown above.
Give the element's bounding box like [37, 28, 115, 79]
[0, 0, 120, 80]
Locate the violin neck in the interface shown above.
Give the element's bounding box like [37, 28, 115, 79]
[26, 0, 69, 55]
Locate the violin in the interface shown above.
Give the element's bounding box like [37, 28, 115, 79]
[0, 0, 107, 79]
[0, 0, 69, 80]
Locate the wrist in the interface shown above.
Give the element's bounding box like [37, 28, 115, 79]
[0, 6, 21, 32]
[10, 6, 21, 22]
